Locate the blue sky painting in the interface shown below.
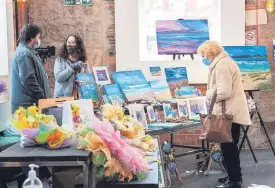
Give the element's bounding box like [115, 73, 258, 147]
[223, 46, 272, 90]
[156, 19, 210, 55]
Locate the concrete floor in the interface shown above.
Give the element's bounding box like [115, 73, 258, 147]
[170, 149, 275, 188]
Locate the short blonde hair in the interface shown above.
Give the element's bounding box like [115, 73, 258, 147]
[197, 40, 224, 59]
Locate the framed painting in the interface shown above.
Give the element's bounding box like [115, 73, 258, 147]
[187, 97, 207, 120]
[177, 99, 189, 118]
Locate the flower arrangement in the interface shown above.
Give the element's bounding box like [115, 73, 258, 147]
[71, 103, 82, 124]
[77, 116, 150, 182]
[10, 106, 74, 149]
[101, 104, 157, 152]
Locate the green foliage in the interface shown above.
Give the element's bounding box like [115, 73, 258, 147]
[92, 153, 107, 167]
[257, 82, 273, 90]
[96, 167, 106, 181]
[136, 172, 147, 181]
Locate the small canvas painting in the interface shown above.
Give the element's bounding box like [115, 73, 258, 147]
[177, 100, 189, 118]
[170, 103, 179, 118]
[156, 19, 210, 55]
[153, 105, 164, 122]
[112, 70, 147, 85]
[163, 104, 173, 119]
[147, 105, 156, 122]
[119, 83, 155, 102]
[102, 84, 125, 104]
[187, 97, 207, 120]
[165, 67, 189, 97]
[223, 46, 272, 90]
[129, 104, 148, 129]
[93, 66, 111, 85]
[149, 80, 172, 100]
[75, 74, 99, 101]
[0, 75, 8, 101]
[149, 66, 162, 77]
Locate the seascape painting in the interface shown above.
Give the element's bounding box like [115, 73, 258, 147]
[149, 66, 162, 77]
[149, 80, 172, 100]
[165, 67, 189, 97]
[156, 19, 210, 55]
[187, 97, 207, 120]
[102, 84, 125, 104]
[112, 70, 147, 85]
[223, 46, 272, 90]
[119, 83, 155, 102]
[75, 74, 99, 101]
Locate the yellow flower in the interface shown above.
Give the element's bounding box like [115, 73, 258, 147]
[115, 108, 124, 120]
[71, 103, 80, 116]
[14, 107, 27, 120]
[101, 104, 116, 120]
[27, 106, 39, 115]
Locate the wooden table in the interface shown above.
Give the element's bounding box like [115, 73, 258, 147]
[0, 143, 95, 188]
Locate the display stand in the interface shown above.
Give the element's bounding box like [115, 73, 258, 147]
[239, 90, 275, 162]
[172, 53, 194, 60]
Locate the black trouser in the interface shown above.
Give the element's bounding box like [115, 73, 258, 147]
[221, 123, 242, 182]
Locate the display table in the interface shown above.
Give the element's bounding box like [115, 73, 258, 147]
[0, 143, 96, 188]
[146, 121, 207, 158]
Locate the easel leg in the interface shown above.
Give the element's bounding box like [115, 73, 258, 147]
[257, 111, 275, 156]
[240, 125, 258, 163]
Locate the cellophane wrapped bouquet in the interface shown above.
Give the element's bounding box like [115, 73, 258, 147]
[10, 106, 74, 149]
[76, 103, 157, 182]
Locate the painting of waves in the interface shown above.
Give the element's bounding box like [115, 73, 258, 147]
[156, 20, 210, 55]
[149, 80, 172, 100]
[223, 46, 272, 90]
[119, 83, 154, 102]
[165, 67, 189, 97]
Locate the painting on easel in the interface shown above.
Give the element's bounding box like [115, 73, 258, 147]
[155, 19, 210, 56]
[223, 46, 272, 90]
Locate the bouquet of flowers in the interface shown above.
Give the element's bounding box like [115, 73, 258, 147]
[77, 116, 150, 182]
[101, 104, 157, 152]
[10, 106, 74, 149]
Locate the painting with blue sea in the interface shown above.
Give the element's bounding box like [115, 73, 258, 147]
[102, 84, 125, 104]
[149, 80, 172, 100]
[223, 46, 272, 90]
[112, 70, 147, 85]
[156, 19, 210, 55]
[75, 74, 99, 100]
[164, 67, 189, 97]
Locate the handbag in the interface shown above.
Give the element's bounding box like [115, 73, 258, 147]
[199, 90, 233, 143]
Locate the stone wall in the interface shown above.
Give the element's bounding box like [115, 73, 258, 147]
[28, 0, 275, 148]
[28, 0, 116, 96]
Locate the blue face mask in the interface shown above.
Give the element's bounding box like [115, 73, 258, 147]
[202, 57, 211, 66]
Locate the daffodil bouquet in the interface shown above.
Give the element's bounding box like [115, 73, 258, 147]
[10, 106, 74, 149]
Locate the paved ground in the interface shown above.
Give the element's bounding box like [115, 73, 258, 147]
[6, 149, 275, 188]
[170, 149, 275, 188]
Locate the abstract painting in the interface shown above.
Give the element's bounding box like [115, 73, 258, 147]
[187, 97, 207, 120]
[0, 75, 8, 101]
[165, 67, 189, 97]
[223, 46, 272, 90]
[149, 80, 172, 100]
[156, 20, 210, 55]
[177, 100, 189, 118]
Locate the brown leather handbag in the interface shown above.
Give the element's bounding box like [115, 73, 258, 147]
[199, 90, 233, 143]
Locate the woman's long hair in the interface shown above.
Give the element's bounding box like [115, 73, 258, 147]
[59, 35, 87, 62]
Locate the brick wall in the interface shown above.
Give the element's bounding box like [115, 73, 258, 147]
[27, 0, 275, 148]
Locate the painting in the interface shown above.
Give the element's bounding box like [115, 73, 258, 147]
[163, 104, 173, 119]
[177, 100, 189, 118]
[102, 84, 125, 105]
[153, 105, 165, 122]
[147, 105, 156, 122]
[149, 80, 172, 100]
[150, 66, 162, 77]
[170, 103, 179, 118]
[223, 46, 272, 90]
[112, 70, 154, 102]
[75, 74, 99, 101]
[93, 66, 111, 85]
[0, 75, 8, 101]
[165, 67, 189, 97]
[187, 97, 207, 120]
[156, 20, 210, 55]
[129, 104, 148, 129]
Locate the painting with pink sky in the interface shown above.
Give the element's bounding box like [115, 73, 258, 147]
[156, 19, 209, 55]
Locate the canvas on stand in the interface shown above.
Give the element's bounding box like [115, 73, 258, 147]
[223, 46, 272, 90]
[149, 80, 172, 100]
[156, 19, 210, 55]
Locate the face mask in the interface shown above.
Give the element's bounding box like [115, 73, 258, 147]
[202, 57, 211, 66]
[34, 39, 41, 49]
[67, 46, 76, 54]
